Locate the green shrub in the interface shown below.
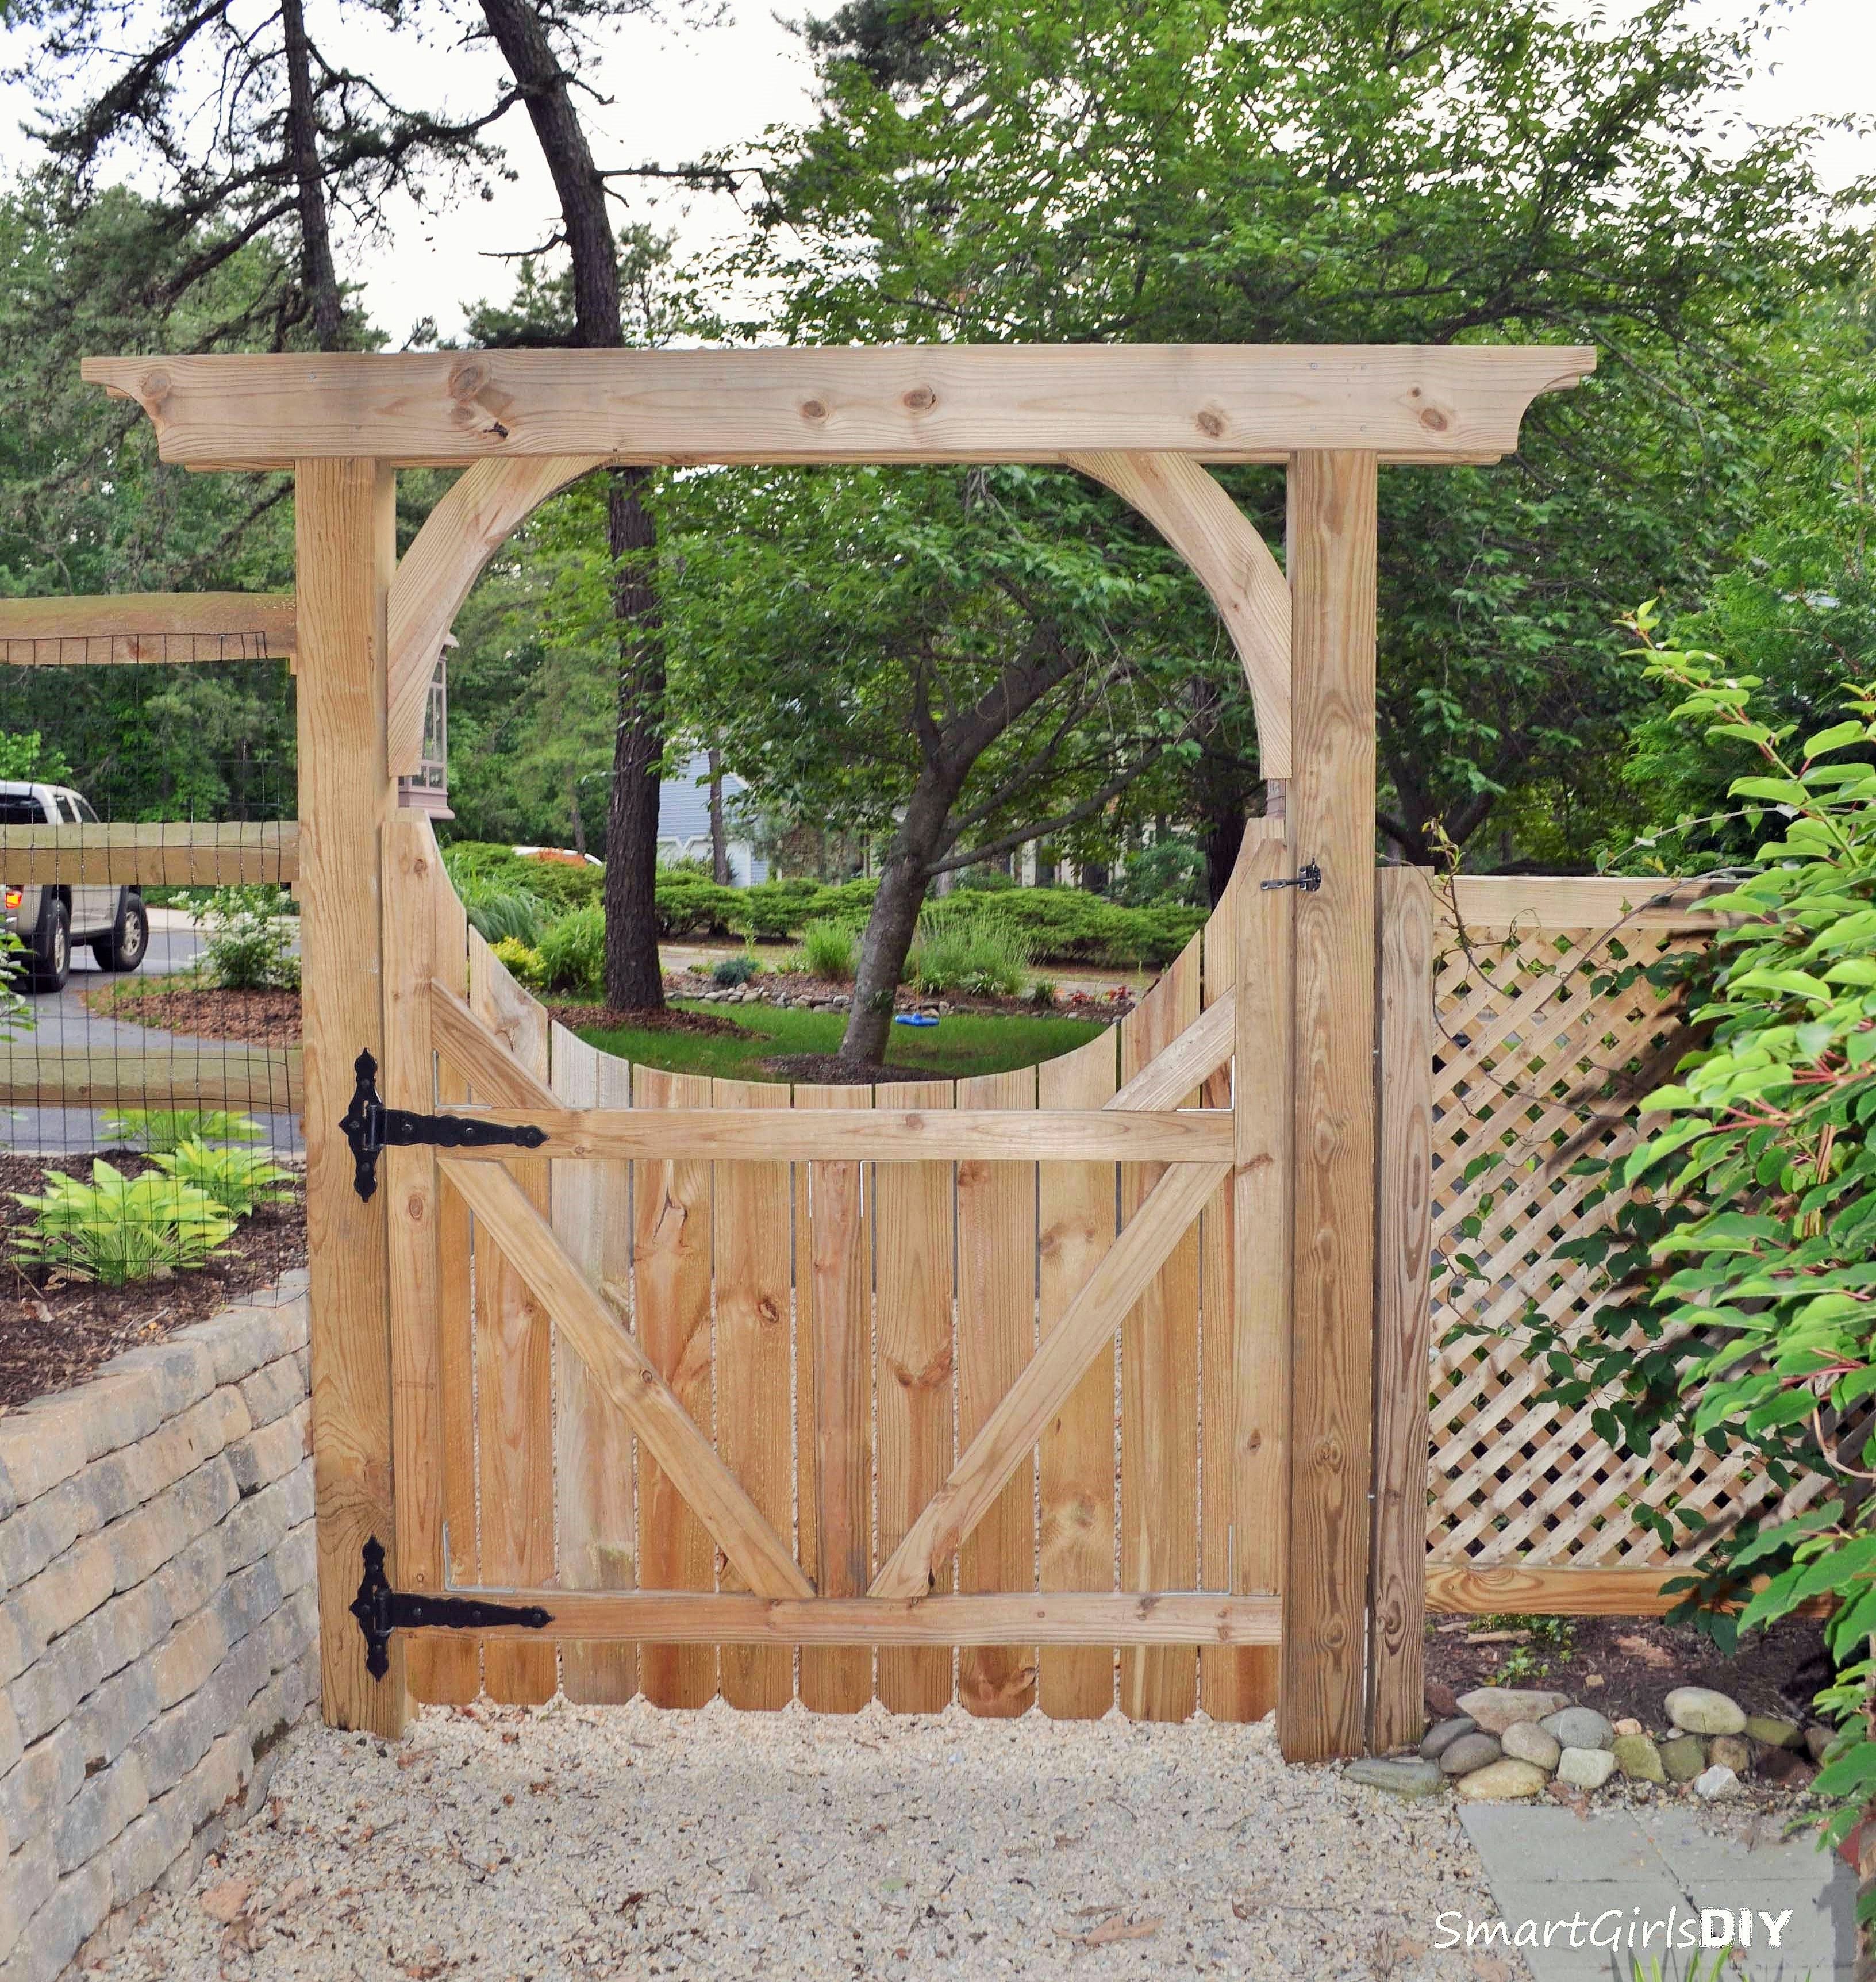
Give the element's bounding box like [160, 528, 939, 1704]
[10, 1161, 236, 1284]
[490, 935, 547, 989]
[151, 1140, 294, 1217]
[1110, 839, 1208, 908]
[452, 874, 547, 948]
[536, 905, 607, 996]
[653, 877, 745, 938]
[906, 904, 1033, 997]
[795, 919, 858, 982]
[199, 885, 299, 991]
[102, 1110, 264, 1153]
[710, 951, 761, 987]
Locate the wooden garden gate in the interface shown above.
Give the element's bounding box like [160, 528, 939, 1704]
[84, 343, 1592, 1762]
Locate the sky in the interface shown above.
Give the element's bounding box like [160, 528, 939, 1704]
[0, 0, 1869, 346]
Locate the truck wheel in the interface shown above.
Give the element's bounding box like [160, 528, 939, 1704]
[29, 897, 69, 992]
[93, 894, 149, 973]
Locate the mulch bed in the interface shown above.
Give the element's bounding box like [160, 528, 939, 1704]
[0, 1153, 307, 1411]
[1425, 1609, 1831, 1729]
[547, 1004, 745, 1038]
[755, 1053, 896, 1084]
[84, 985, 302, 1046]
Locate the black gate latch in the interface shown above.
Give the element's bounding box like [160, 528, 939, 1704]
[350, 1537, 553, 1680]
[339, 1048, 548, 1200]
[1260, 862, 1323, 893]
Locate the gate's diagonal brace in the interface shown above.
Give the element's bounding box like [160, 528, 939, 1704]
[870, 1158, 1228, 1600]
[349, 1536, 552, 1680]
[340, 1046, 547, 1200]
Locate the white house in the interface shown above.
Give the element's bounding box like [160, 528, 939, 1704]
[657, 751, 768, 885]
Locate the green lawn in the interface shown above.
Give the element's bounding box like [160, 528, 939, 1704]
[571, 999, 1109, 1083]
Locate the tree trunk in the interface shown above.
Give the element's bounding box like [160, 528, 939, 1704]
[279, 0, 344, 349]
[601, 471, 666, 1009]
[840, 770, 964, 1067]
[708, 748, 729, 884]
[478, 0, 666, 1010]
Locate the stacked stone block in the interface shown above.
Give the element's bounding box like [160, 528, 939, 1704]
[0, 1273, 316, 1980]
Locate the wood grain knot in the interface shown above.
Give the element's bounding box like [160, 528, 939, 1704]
[1195, 409, 1225, 439]
[447, 358, 490, 401]
[1418, 406, 1450, 432]
[141, 368, 172, 408]
[757, 1295, 783, 1329]
[402, 1191, 426, 1224]
[801, 398, 829, 422]
[902, 386, 935, 412]
[888, 1342, 954, 1391]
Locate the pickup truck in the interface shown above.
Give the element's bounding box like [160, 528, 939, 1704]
[0, 782, 150, 991]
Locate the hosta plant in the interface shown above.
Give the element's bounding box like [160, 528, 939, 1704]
[151, 1140, 294, 1218]
[11, 1162, 236, 1284]
[102, 1110, 264, 1154]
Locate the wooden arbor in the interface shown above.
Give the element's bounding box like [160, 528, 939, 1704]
[86, 343, 1592, 1762]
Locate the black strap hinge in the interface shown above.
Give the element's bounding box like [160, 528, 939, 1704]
[349, 1537, 553, 1680]
[1260, 861, 1323, 893]
[340, 1048, 548, 1200]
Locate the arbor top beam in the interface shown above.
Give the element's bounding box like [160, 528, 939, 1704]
[82, 344, 1594, 470]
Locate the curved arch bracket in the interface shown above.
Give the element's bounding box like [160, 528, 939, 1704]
[1065, 451, 1290, 780]
[387, 455, 605, 777]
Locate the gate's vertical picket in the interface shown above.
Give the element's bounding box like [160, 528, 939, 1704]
[1367, 865, 1435, 1752]
[1119, 939, 1203, 1720]
[1197, 855, 1244, 1721]
[1037, 1031, 1119, 1719]
[956, 1065, 1039, 1717]
[875, 1077, 956, 1712]
[713, 1079, 798, 1708]
[551, 1026, 636, 1704]
[1227, 835, 1294, 1726]
[382, 819, 446, 1708]
[425, 854, 480, 1704]
[797, 1082, 874, 1715]
[468, 933, 558, 1704]
[632, 1066, 717, 1707]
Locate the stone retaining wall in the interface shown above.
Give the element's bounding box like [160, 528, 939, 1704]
[0, 1273, 317, 1980]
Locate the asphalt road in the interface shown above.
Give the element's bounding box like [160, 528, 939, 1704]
[2, 909, 303, 1158]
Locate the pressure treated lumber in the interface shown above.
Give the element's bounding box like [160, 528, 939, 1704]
[1444, 874, 1732, 931]
[0, 590, 295, 663]
[381, 820, 445, 1707]
[0, 821, 299, 885]
[0, 1046, 300, 1108]
[1368, 864, 1435, 1753]
[871, 1159, 1227, 1601]
[1067, 454, 1291, 777]
[1278, 450, 1378, 1763]
[428, 982, 559, 1112]
[386, 456, 602, 776]
[1426, 1565, 1696, 1616]
[401, 1591, 1281, 1645]
[83, 345, 1594, 469]
[297, 457, 404, 1734]
[439, 1157, 812, 1601]
[434, 1106, 1229, 1166]
[1104, 991, 1235, 1113]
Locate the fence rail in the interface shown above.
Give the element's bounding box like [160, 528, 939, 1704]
[0, 821, 300, 886]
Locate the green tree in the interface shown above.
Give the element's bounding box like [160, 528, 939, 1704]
[735, 0, 1862, 865]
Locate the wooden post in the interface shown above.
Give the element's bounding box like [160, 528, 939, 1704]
[298, 457, 406, 1734]
[1278, 449, 1378, 1762]
[1368, 863, 1435, 1750]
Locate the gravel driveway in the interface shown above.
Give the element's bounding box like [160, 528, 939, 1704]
[97, 1700, 1501, 1980]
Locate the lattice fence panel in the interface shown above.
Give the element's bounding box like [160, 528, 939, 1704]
[1428, 907, 1825, 1572]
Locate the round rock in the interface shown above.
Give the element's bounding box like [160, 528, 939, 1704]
[1612, 1733, 1666, 1784]
[1500, 1722, 1561, 1772]
[1438, 1732, 1504, 1777]
[1455, 1759, 1549, 1803]
[1455, 1688, 1571, 1735]
[1418, 1716, 1478, 1762]
[1709, 1734, 1750, 1776]
[1744, 1715, 1802, 1751]
[1556, 1746, 1619, 1791]
[1664, 1687, 1746, 1737]
[1659, 1735, 1706, 1784]
[1540, 1707, 1615, 1752]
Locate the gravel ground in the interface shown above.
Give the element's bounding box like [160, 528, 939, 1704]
[97, 1700, 1507, 1981]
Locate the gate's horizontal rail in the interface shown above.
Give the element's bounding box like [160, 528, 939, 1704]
[0, 821, 301, 885]
[439, 1106, 1233, 1165]
[408, 1589, 1281, 1646]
